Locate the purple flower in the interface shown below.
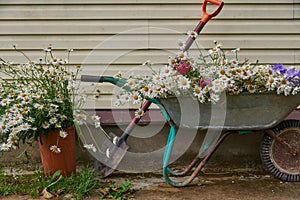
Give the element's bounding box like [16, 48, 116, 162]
[287, 68, 297, 78]
[287, 68, 300, 86]
[272, 64, 287, 74]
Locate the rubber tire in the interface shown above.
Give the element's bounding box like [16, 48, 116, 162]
[261, 120, 300, 182]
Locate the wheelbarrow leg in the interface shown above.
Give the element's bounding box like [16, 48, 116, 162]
[166, 129, 227, 177]
[167, 157, 202, 177]
[163, 131, 235, 187]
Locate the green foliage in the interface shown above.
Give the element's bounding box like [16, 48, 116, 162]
[0, 165, 135, 199]
[101, 181, 135, 200]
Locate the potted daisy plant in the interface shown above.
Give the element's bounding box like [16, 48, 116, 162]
[0, 45, 88, 177]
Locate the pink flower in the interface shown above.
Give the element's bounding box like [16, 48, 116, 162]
[176, 60, 193, 75]
[200, 79, 212, 89]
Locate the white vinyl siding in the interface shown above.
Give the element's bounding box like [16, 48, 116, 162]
[0, 0, 299, 108]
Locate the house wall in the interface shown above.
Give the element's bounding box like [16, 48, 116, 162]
[0, 0, 299, 108]
[0, 0, 299, 171]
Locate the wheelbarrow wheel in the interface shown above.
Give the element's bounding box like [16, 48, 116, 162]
[261, 120, 300, 182]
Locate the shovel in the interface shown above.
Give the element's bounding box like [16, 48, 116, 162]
[95, 100, 152, 177]
[81, 0, 224, 177]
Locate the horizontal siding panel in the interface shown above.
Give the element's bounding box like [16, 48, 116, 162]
[0, 20, 299, 35]
[294, 4, 300, 19]
[0, 4, 294, 20]
[1, 35, 300, 50]
[0, 49, 298, 65]
[150, 20, 300, 34]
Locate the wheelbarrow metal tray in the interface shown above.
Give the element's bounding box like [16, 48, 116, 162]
[160, 92, 300, 130]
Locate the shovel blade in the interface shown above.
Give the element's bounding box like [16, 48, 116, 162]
[95, 132, 129, 177]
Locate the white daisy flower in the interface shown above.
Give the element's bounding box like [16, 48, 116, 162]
[42, 122, 50, 129]
[178, 76, 191, 90]
[126, 78, 138, 89]
[210, 93, 220, 103]
[0, 142, 11, 151]
[50, 145, 61, 154]
[13, 115, 23, 124]
[292, 87, 300, 95]
[17, 92, 28, 100]
[266, 77, 278, 91]
[7, 135, 18, 145]
[208, 47, 221, 54]
[187, 30, 198, 38]
[67, 82, 77, 90]
[119, 93, 130, 104]
[49, 117, 57, 124]
[94, 122, 101, 128]
[33, 103, 43, 110]
[177, 39, 186, 50]
[160, 65, 174, 77]
[7, 120, 17, 127]
[73, 113, 86, 125]
[193, 86, 202, 98]
[21, 97, 31, 105]
[177, 51, 188, 60]
[19, 123, 31, 131]
[152, 74, 162, 84]
[59, 130, 68, 138]
[247, 85, 257, 93]
[134, 108, 144, 118]
[83, 144, 97, 152]
[9, 106, 18, 113]
[131, 92, 142, 104]
[91, 115, 101, 122]
[0, 123, 9, 133]
[231, 48, 240, 53]
[1, 98, 11, 106]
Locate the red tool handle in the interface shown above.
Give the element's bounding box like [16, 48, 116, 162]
[201, 0, 224, 24]
[183, 0, 224, 51]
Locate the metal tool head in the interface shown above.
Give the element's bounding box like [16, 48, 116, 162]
[95, 132, 129, 177]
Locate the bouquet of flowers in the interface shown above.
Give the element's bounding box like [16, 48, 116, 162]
[114, 33, 300, 118]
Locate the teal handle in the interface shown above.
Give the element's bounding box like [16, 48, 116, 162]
[81, 75, 131, 91]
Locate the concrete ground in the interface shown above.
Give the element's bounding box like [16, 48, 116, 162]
[109, 168, 300, 200]
[2, 169, 299, 200]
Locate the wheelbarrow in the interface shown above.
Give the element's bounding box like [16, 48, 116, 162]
[79, 0, 300, 187]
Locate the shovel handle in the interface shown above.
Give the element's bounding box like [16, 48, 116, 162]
[183, 0, 224, 51]
[201, 0, 224, 24]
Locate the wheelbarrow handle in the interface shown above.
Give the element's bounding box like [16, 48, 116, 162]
[81, 75, 104, 82]
[81, 75, 131, 91]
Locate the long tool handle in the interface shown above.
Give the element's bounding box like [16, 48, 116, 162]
[183, 0, 224, 51]
[81, 75, 105, 82]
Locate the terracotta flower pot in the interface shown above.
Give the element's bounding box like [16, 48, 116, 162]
[38, 127, 76, 177]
